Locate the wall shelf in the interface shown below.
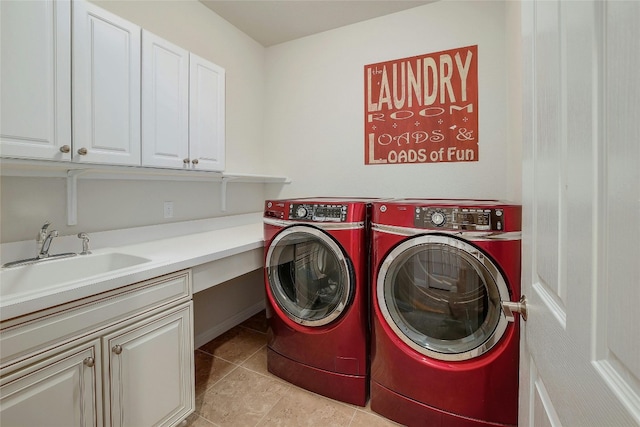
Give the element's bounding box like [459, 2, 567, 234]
[1, 159, 290, 224]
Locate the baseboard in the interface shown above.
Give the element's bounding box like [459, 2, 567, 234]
[194, 300, 266, 349]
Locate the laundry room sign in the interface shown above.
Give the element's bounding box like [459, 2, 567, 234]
[364, 45, 478, 165]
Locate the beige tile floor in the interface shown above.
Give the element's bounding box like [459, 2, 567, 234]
[185, 311, 402, 427]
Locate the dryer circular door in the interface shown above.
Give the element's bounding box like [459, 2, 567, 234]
[377, 234, 511, 361]
[266, 225, 354, 327]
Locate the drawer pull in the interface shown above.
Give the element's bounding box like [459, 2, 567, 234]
[83, 357, 95, 367]
[112, 344, 123, 355]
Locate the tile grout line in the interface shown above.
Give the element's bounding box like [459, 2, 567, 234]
[239, 343, 267, 365]
[346, 408, 358, 427]
[252, 390, 289, 427]
[194, 350, 242, 397]
[237, 324, 268, 335]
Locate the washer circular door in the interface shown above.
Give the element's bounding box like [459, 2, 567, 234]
[266, 225, 353, 327]
[377, 234, 511, 361]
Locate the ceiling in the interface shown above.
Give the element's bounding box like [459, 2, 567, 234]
[199, 1, 432, 47]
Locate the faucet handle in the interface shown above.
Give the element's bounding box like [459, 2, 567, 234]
[78, 232, 91, 255]
[37, 221, 52, 242]
[37, 229, 58, 259]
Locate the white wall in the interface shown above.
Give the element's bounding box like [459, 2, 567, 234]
[193, 269, 265, 348]
[0, 177, 264, 242]
[0, 0, 268, 243]
[264, 0, 520, 202]
[505, 0, 523, 203]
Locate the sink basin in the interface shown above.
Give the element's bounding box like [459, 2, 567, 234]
[0, 252, 152, 299]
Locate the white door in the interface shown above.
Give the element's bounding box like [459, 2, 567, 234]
[72, 0, 141, 165]
[520, 1, 640, 426]
[0, 342, 101, 427]
[141, 30, 189, 169]
[189, 53, 225, 171]
[0, 0, 71, 161]
[103, 303, 194, 427]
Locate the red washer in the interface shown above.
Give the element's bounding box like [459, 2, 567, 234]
[263, 197, 374, 406]
[370, 199, 522, 426]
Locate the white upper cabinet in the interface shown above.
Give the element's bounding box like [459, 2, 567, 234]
[72, 0, 141, 166]
[0, 0, 72, 161]
[142, 40, 226, 172]
[1, 0, 227, 174]
[189, 54, 226, 172]
[141, 31, 190, 169]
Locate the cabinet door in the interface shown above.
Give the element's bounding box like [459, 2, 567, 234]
[103, 303, 194, 427]
[72, 0, 140, 165]
[0, 341, 101, 427]
[141, 31, 189, 169]
[189, 54, 225, 171]
[0, 0, 71, 161]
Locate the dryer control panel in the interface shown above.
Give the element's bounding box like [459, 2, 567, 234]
[289, 203, 348, 222]
[414, 206, 505, 231]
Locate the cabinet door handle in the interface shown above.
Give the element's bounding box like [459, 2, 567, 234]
[183, 158, 190, 164]
[112, 344, 123, 355]
[77, 147, 88, 155]
[191, 159, 199, 165]
[83, 357, 95, 367]
[59, 145, 71, 153]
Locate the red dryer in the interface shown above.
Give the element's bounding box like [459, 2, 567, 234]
[370, 199, 523, 426]
[263, 198, 373, 406]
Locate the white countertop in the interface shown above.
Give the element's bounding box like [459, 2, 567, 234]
[0, 214, 265, 322]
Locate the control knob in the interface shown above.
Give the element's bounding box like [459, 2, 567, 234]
[296, 206, 308, 218]
[430, 211, 446, 227]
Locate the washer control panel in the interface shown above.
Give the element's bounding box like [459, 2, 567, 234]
[414, 206, 505, 231]
[289, 203, 348, 222]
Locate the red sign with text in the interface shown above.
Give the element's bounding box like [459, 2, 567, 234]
[364, 45, 478, 165]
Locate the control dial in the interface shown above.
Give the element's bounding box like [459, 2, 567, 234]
[296, 206, 308, 218]
[430, 211, 446, 227]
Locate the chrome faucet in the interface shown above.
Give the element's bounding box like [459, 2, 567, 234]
[38, 229, 59, 259]
[78, 232, 91, 255]
[36, 221, 51, 252]
[1, 222, 77, 268]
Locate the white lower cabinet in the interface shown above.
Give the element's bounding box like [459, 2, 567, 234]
[0, 271, 194, 427]
[104, 305, 193, 427]
[0, 341, 101, 427]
